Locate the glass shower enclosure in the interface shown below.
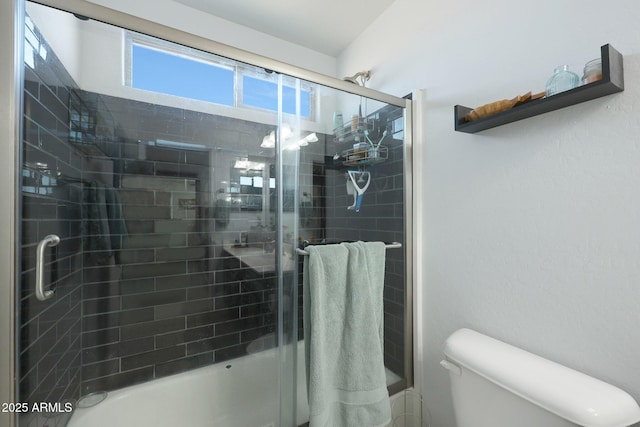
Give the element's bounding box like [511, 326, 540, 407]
[1, 1, 412, 426]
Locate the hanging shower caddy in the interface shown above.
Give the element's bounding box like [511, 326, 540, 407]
[331, 72, 391, 213]
[338, 123, 389, 213]
[342, 144, 388, 167]
[335, 118, 389, 167]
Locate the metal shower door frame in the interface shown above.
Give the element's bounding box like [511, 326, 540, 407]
[0, 1, 24, 426]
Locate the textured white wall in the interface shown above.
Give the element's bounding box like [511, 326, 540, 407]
[338, 0, 640, 426]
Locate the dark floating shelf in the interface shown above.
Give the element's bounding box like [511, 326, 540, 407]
[454, 44, 624, 134]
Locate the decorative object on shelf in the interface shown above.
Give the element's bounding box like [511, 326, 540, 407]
[454, 44, 624, 133]
[464, 92, 545, 122]
[545, 65, 579, 96]
[581, 58, 602, 85]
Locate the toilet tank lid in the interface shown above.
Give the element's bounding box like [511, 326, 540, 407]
[443, 329, 640, 427]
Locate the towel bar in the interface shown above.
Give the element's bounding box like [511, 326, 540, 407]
[295, 242, 402, 256]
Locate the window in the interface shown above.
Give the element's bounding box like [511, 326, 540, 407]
[392, 116, 404, 139]
[128, 35, 313, 119]
[242, 76, 311, 117]
[131, 44, 234, 106]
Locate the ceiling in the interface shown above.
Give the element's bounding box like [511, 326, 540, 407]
[174, 0, 396, 56]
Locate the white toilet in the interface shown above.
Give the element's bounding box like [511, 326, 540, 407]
[441, 328, 640, 427]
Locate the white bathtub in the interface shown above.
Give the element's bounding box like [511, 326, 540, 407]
[67, 341, 402, 427]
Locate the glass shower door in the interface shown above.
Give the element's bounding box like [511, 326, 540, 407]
[285, 80, 411, 424]
[17, 2, 299, 426]
[12, 2, 411, 427]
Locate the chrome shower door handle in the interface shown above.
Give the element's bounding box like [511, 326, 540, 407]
[35, 234, 60, 301]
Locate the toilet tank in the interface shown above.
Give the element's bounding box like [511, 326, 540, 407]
[441, 329, 640, 427]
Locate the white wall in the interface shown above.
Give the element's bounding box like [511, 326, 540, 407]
[26, 2, 81, 82]
[84, 0, 337, 77]
[339, 0, 640, 426]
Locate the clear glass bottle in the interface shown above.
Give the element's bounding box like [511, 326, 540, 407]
[581, 58, 602, 85]
[545, 65, 579, 96]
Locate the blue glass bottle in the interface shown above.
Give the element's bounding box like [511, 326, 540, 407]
[545, 65, 579, 96]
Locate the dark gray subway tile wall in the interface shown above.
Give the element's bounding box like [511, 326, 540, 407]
[73, 89, 407, 392]
[20, 18, 83, 425]
[326, 108, 407, 377]
[76, 90, 282, 394]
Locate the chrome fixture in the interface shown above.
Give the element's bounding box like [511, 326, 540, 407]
[343, 70, 371, 86]
[296, 242, 402, 256]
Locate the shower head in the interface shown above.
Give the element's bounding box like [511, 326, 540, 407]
[343, 70, 371, 86]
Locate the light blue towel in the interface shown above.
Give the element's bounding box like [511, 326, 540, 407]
[304, 241, 390, 427]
